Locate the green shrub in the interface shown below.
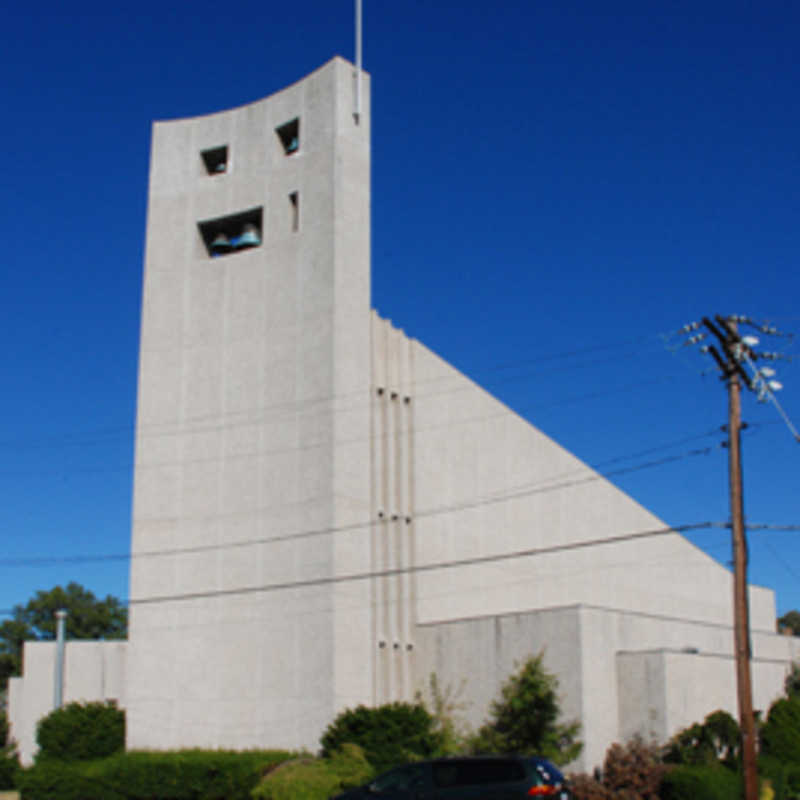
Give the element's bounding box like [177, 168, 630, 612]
[663, 709, 740, 769]
[659, 765, 742, 800]
[0, 710, 20, 790]
[36, 701, 124, 762]
[0, 746, 20, 791]
[320, 703, 442, 774]
[759, 756, 800, 800]
[468, 654, 582, 765]
[18, 749, 294, 800]
[762, 697, 800, 764]
[252, 744, 373, 800]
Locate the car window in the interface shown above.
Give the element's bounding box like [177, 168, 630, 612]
[372, 764, 427, 792]
[433, 760, 525, 787]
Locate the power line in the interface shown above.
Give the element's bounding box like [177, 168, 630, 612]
[0, 441, 721, 569]
[128, 522, 717, 606]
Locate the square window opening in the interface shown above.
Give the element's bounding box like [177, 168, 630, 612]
[276, 118, 299, 155]
[201, 145, 228, 175]
[198, 207, 262, 257]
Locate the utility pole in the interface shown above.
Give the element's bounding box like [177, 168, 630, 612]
[701, 316, 758, 800]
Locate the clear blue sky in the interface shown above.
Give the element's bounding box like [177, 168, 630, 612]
[1, 0, 798, 620]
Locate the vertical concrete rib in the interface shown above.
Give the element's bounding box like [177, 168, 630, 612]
[369, 312, 379, 704]
[392, 326, 407, 700]
[405, 340, 417, 692]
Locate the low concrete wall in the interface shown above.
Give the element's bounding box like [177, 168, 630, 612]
[8, 640, 127, 766]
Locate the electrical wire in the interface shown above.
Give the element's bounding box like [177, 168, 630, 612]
[0, 441, 721, 569]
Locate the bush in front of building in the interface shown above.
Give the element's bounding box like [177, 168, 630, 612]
[658, 764, 742, 800]
[320, 702, 443, 774]
[569, 738, 666, 800]
[758, 756, 800, 800]
[35, 701, 124, 762]
[0, 710, 20, 790]
[761, 696, 800, 765]
[17, 749, 295, 800]
[252, 743, 373, 800]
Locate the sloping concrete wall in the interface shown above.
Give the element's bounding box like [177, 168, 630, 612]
[368, 314, 794, 770]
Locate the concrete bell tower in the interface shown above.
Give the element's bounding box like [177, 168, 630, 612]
[128, 58, 373, 751]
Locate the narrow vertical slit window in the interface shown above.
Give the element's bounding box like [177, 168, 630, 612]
[201, 145, 228, 175]
[289, 192, 299, 232]
[276, 118, 300, 155]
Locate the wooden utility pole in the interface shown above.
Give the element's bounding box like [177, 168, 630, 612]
[702, 316, 759, 800]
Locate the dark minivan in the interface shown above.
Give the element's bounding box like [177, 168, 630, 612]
[331, 756, 572, 800]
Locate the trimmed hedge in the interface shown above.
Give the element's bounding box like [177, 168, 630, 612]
[36, 701, 124, 762]
[18, 749, 294, 800]
[252, 744, 373, 800]
[659, 765, 742, 800]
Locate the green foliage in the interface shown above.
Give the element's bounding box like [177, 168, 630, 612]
[663, 709, 740, 769]
[468, 653, 582, 765]
[785, 663, 800, 699]
[759, 756, 800, 800]
[778, 611, 800, 636]
[415, 673, 471, 756]
[0, 583, 127, 688]
[320, 702, 442, 774]
[17, 749, 294, 800]
[761, 696, 800, 764]
[252, 744, 373, 800]
[0, 709, 20, 790]
[659, 764, 742, 800]
[36, 701, 125, 762]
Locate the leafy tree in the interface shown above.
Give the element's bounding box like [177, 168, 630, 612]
[0, 583, 127, 687]
[469, 653, 582, 765]
[778, 610, 800, 636]
[663, 709, 740, 769]
[320, 702, 442, 774]
[784, 662, 800, 699]
[760, 696, 800, 764]
[36, 700, 124, 762]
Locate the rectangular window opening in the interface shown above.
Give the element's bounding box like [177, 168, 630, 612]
[198, 207, 262, 258]
[276, 118, 299, 155]
[289, 192, 299, 232]
[201, 145, 228, 175]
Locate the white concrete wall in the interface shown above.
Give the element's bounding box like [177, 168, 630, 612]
[128, 57, 371, 753]
[415, 605, 800, 772]
[618, 645, 800, 745]
[8, 640, 126, 766]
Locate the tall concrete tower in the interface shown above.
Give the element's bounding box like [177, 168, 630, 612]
[128, 58, 373, 751]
